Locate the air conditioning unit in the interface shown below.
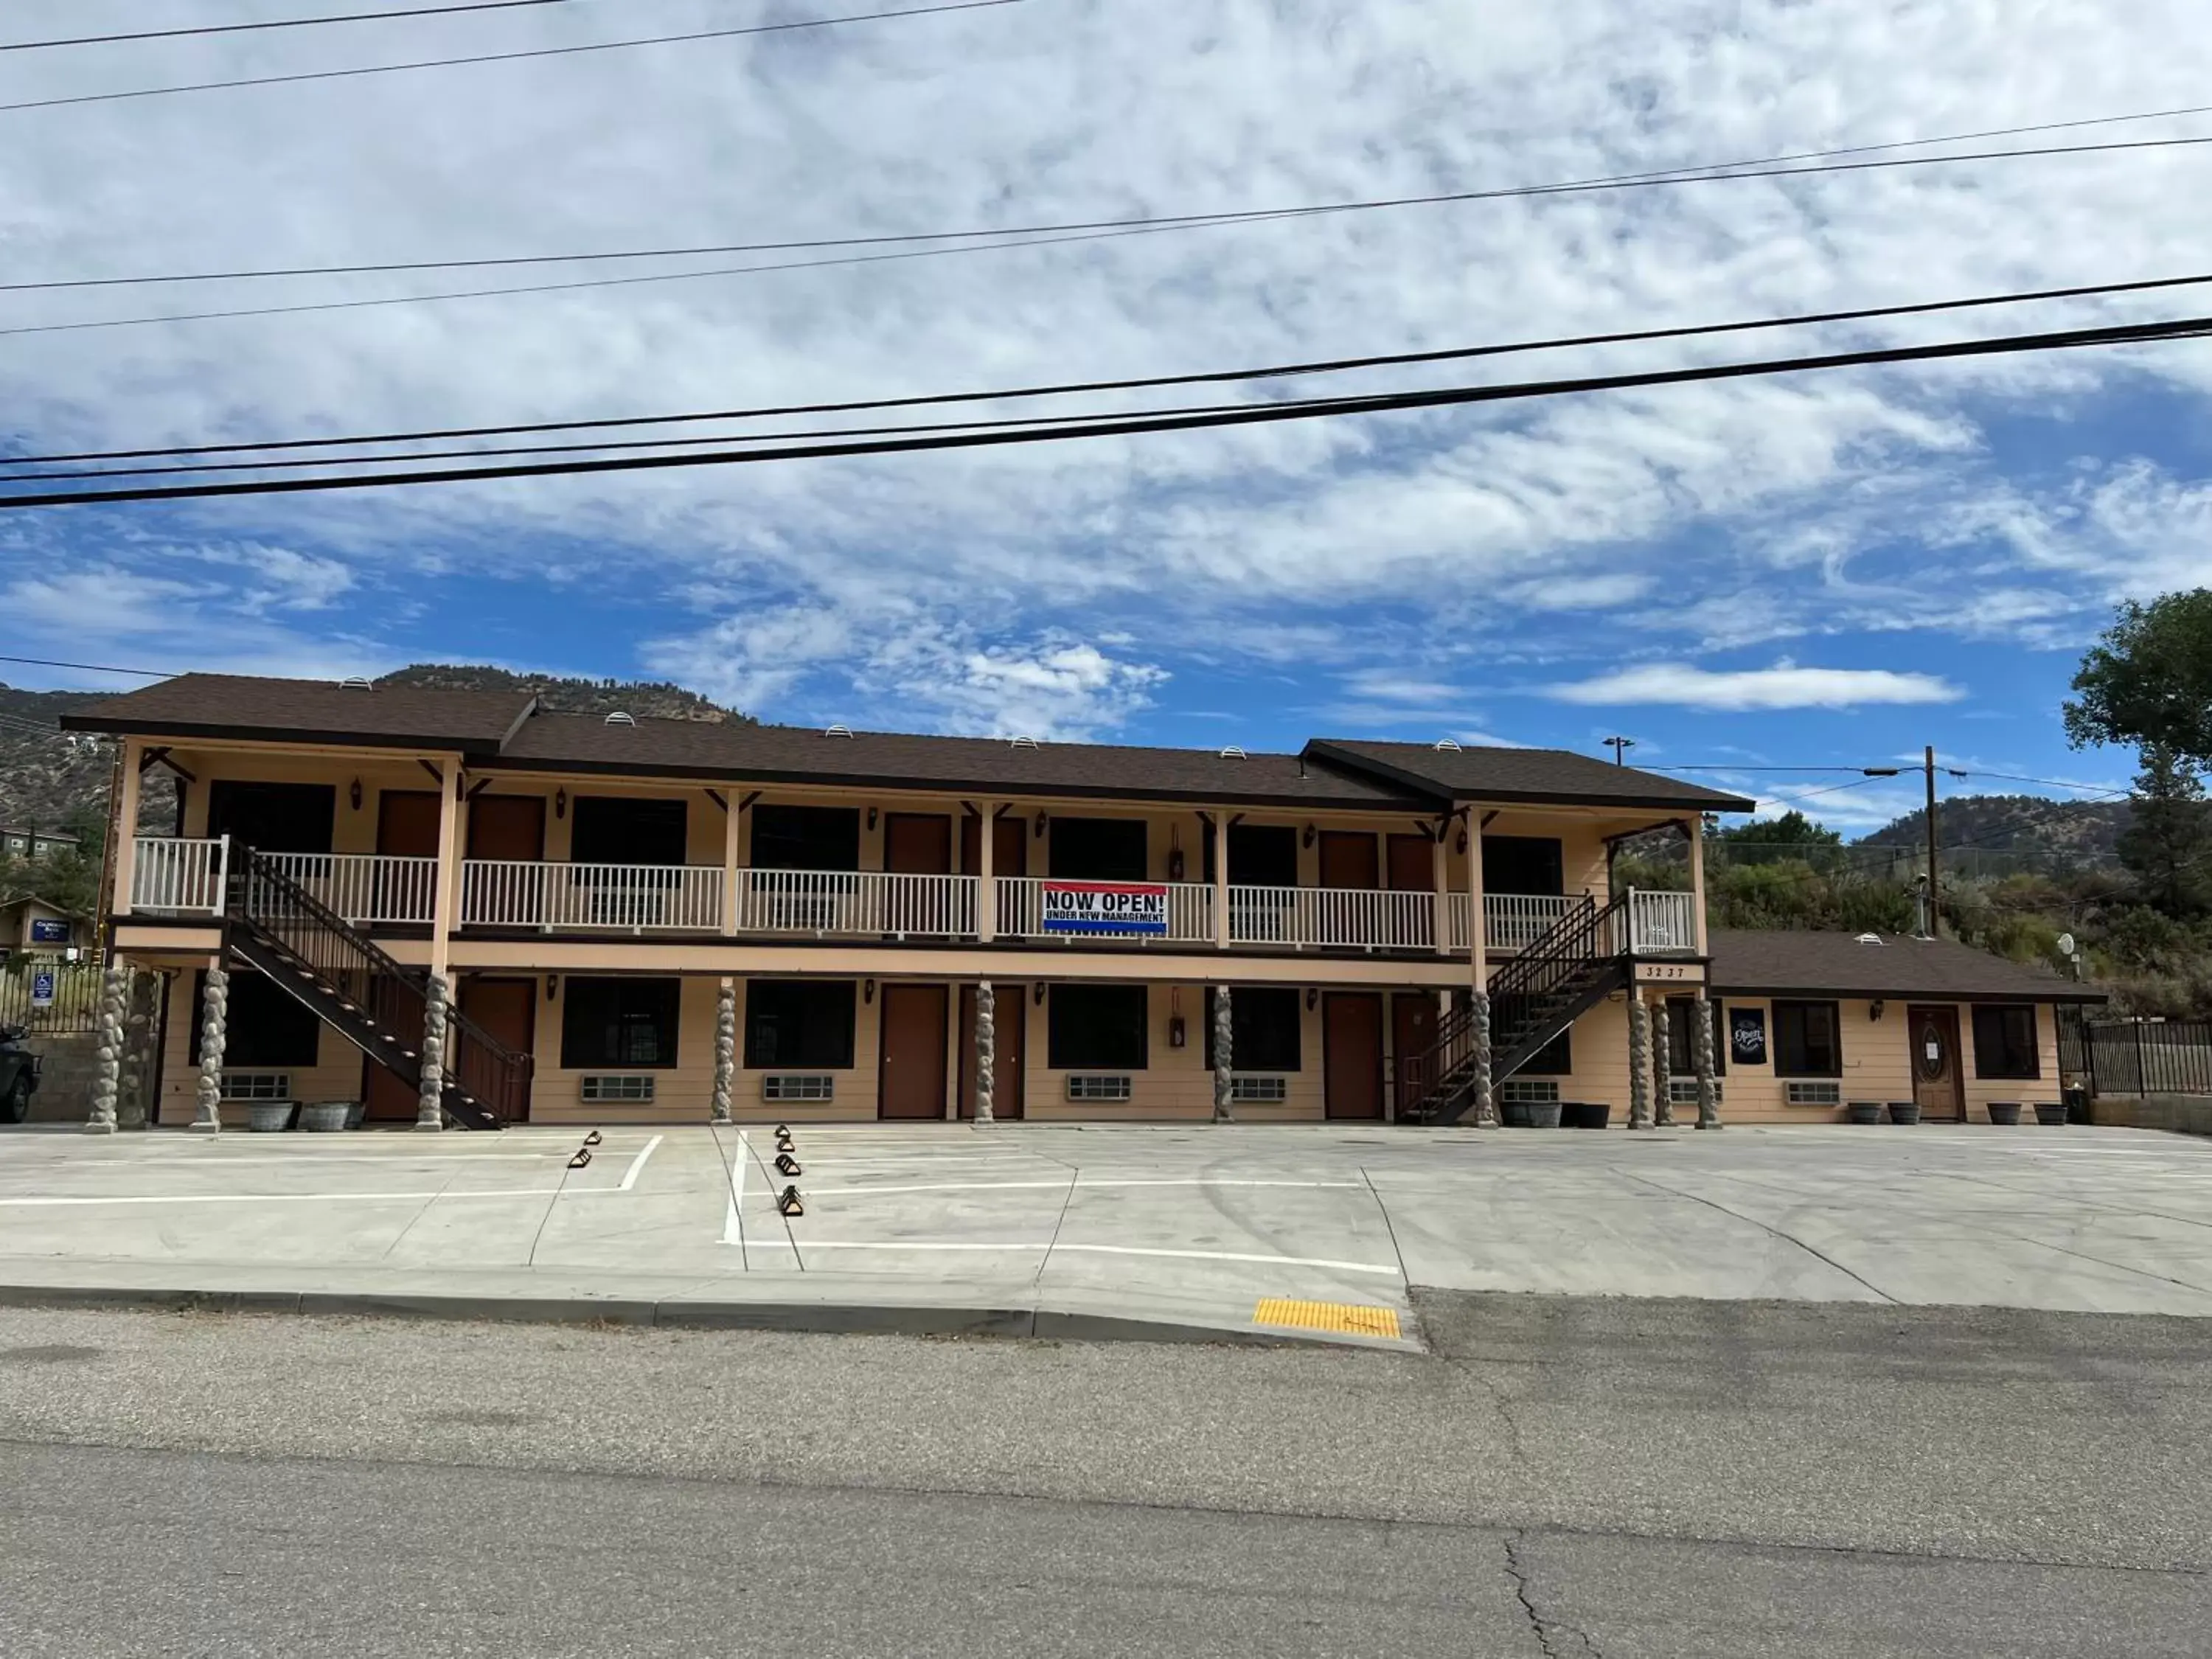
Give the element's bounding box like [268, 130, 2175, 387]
[581, 1075, 655, 1103]
[762, 1074, 834, 1102]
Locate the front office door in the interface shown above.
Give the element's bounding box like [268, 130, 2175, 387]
[1908, 1005, 1966, 1121]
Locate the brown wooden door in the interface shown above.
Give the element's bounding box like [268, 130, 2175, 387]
[885, 813, 952, 874]
[1386, 834, 1433, 893]
[1908, 1005, 1966, 1121]
[467, 796, 546, 862]
[1391, 992, 1439, 1118]
[957, 984, 1024, 1120]
[362, 1057, 416, 1123]
[878, 984, 950, 1120]
[959, 813, 1029, 878]
[1318, 831, 1380, 890]
[1324, 992, 1385, 1120]
[377, 790, 442, 857]
[460, 976, 537, 1118]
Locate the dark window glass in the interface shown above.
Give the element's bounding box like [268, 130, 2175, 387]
[1482, 835, 1564, 896]
[1205, 824, 1298, 887]
[1048, 984, 1149, 1070]
[751, 805, 860, 872]
[570, 797, 687, 865]
[189, 970, 322, 1067]
[1203, 987, 1302, 1071]
[743, 981, 856, 1069]
[1972, 1004, 2041, 1079]
[1520, 1026, 1573, 1077]
[205, 780, 335, 855]
[1050, 818, 1148, 880]
[1773, 1000, 1843, 1077]
[1665, 998, 1724, 1076]
[561, 977, 682, 1069]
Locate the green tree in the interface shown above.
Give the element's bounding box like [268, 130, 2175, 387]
[2115, 745, 2211, 917]
[1711, 810, 1841, 848]
[2065, 590, 2212, 765]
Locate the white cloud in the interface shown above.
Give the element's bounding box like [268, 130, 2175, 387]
[1548, 661, 1964, 710]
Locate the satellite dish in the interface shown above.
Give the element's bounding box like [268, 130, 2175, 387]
[2057, 932, 2077, 956]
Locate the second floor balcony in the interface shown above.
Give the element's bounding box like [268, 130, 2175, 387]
[127, 838, 1700, 956]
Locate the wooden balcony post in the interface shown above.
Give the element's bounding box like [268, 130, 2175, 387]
[428, 758, 460, 983]
[977, 801, 997, 942]
[1212, 810, 1230, 950]
[721, 790, 740, 938]
[1686, 814, 1709, 956]
[111, 739, 143, 918]
[1430, 822, 1449, 956]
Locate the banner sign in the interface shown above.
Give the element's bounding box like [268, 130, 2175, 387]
[28, 918, 71, 945]
[30, 969, 56, 1009]
[1728, 1006, 1767, 1067]
[1041, 881, 1169, 936]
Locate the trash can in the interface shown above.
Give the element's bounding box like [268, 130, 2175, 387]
[2062, 1086, 2092, 1126]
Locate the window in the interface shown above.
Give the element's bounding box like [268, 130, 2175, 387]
[570, 796, 688, 865]
[1049, 817, 1148, 880]
[1665, 998, 1724, 1076]
[1203, 987, 1301, 1071]
[1972, 1004, 2041, 1079]
[561, 977, 681, 1068]
[743, 981, 856, 1069]
[1205, 824, 1297, 887]
[1482, 835, 1565, 897]
[1049, 984, 1150, 1070]
[1519, 1026, 1572, 1077]
[1773, 1000, 1843, 1077]
[751, 806, 860, 872]
[191, 970, 321, 1068]
[206, 779, 336, 855]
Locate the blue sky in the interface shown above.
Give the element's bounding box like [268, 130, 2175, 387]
[6, 0, 2212, 832]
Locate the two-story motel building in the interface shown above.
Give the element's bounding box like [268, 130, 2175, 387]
[65, 672, 1945, 1133]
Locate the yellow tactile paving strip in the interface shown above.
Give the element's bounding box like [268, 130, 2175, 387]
[1253, 1298, 1402, 1339]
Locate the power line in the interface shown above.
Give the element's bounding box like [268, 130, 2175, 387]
[0, 0, 1026, 114]
[1, 1, 577, 52]
[1969, 771, 2133, 794]
[11, 105, 2212, 295]
[15, 135, 2212, 339]
[6, 306, 2210, 511]
[14, 265, 2212, 472]
[0, 653, 175, 678]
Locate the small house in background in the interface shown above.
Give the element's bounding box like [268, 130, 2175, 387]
[0, 827, 82, 862]
[0, 894, 91, 953]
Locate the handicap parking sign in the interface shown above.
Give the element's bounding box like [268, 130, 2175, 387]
[30, 969, 56, 1009]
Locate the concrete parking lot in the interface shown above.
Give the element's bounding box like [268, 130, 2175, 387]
[4, 1121, 2212, 1338]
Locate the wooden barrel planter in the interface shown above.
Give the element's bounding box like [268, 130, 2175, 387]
[1525, 1099, 1564, 1129]
[2032, 1102, 2068, 1126]
[1888, 1101, 1920, 1125]
[1987, 1102, 2023, 1126]
[1847, 1101, 1883, 1125]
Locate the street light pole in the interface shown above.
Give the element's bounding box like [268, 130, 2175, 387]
[1603, 736, 1635, 767]
[1924, 745, 1940, 939]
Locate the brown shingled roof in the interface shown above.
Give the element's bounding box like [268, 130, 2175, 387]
[59, 673, 534, 756]
[497, 714, 1428, 808]
[1306, 739, 1756, 813]
[1707, 929, 2105, 1004]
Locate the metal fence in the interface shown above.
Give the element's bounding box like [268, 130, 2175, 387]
[0, 957, 105, 1034]
[2067, 1015, 2212, 1097]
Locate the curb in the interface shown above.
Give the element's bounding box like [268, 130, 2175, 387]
[0, 1281, 1421, 1351]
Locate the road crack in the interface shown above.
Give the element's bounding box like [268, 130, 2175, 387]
[1502, 1528, 1601, 1658]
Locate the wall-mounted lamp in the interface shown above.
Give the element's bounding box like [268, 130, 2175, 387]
[1168, 987, 1186, 1048]
[546, 974, 559, 1002]
[348, 777, 363, 811]
[1301, 823, 1317, 849]
[1167, 827, 1184, 883]
[1305, 987, 1319, 1013]
[1034, 810, 1048, 840]
[866, 807, 878, 832]
[863, 978, 876, 1005]
[554, 787, 567, 820]
[1870, 1000, 1885, 1021]
[1034, 981, 1048, 1006]
[1456, 827, 1470, 855]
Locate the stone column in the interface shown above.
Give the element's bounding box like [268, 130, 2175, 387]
[1211, 986, 1235, 1122]
[1468, 990, 1497, 1127]
[83, 964, 128, 1135]
[415, 973, 449, 1131]
[974, 981, 996, 1125]
[1652, 993, 1675, 1127]
[711, 978, 736, 1123]
[1694, 992, 1722, 1130]
[191, 963, 228, 1133]
[1627, 994, 1654, 1130]
[119, 970, 159, 1131]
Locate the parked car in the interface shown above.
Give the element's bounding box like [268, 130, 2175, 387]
[0, 1024, 40, 1123]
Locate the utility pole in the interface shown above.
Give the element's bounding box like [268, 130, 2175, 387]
[1924, 745, 1939, 939]
[1603, 736, 1635, 766]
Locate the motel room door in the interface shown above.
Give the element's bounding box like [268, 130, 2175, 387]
[879, 984, 950, 1120]
[957, 984, 1025, 1120]
[1324, 992, 1385, 1120]
[1391, 992, 1439, 1119]
[1908, 1005, 1966, 1122]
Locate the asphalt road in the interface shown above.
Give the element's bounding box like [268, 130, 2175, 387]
[2, 1293, 2208, 1656]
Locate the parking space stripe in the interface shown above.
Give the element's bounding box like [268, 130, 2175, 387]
[781, 1239, 1401, 1275]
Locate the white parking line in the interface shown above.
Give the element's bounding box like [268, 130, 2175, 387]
[38, 1152, 599, 1168]
[783, 1239, 1401, 1275]
[617, 1135, 663, 1192]
[0, 1186, 628, 1207]
[802, 1178, 1368, 1197]
[722, 1131, 748, 1251]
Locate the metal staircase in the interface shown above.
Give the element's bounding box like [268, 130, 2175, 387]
[1397, 891, 1631, 1125]
[224, 849, 529, 1130]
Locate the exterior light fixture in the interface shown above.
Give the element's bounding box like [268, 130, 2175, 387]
[1301, 824, 1317, 849]
[546, 975, 559, 1001]
[1034, 810, 1048, 839]
[1168, 987, 1186, 1048]
[867, 807, 878, 831]
[1034, 981, 1048, 1006]
[864, 978, 876, 1004]
[1456, 828, 1469, 855]
[1870, 1001, 1885, 1021]
[554, 787, 567, 820]
[1305, 987, 1319, 1012]
[349, 778, 363, 811]
[1167, 827, 1184, 883]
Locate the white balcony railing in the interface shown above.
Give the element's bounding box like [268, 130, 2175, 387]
[130, 836, 229, 916]
[262, 852, 439, 927]
[734, 870, 977, 939]
[996, 877, 1215, 945]
[1447, 893, 1577, 953]
[1228, 885, 1437, 950]
[1627, 888, 1700, 955]
[462, 860, 726, 932]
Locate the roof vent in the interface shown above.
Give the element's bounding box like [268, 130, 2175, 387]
[1009, 735, 1040, 750]
[1854, 933, 1885, 945]
[1218, 745, 1248, 760]
[338, 675, 375, 690]
[604, 711, 636, 726]
[1433, 738, 1462, 751]
[824, 724, 854, 739]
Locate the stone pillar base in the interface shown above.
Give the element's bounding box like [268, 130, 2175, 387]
[188, 1120, 220, 1135]
[80, 1121, 118, 1136]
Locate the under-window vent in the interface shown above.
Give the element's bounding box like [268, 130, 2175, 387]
[1499, 1078, 1560, 1105]
[1008, 735, 1040, 750]
[220, 1071, 292, 1102]
[762, 1074, 834, 1102]
[1433, 738, 1462, 751]
[1786, 1081, 1842, 1107]
[338, 675, 374, 690]
[603, 711, 636, 726]
[1218, 745, 1248, 760]
[823, 724, 854, 739]
[1669, 1079, 1722, 1105]
[1854, 933, 1885, 945]
[581, 1074, 655, 1102]
[1229, 1074, 1287, 1104]
[1065, 1074, 1132, 1102]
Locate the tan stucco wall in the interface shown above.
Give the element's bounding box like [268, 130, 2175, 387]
[153, 967, 375, 1127]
